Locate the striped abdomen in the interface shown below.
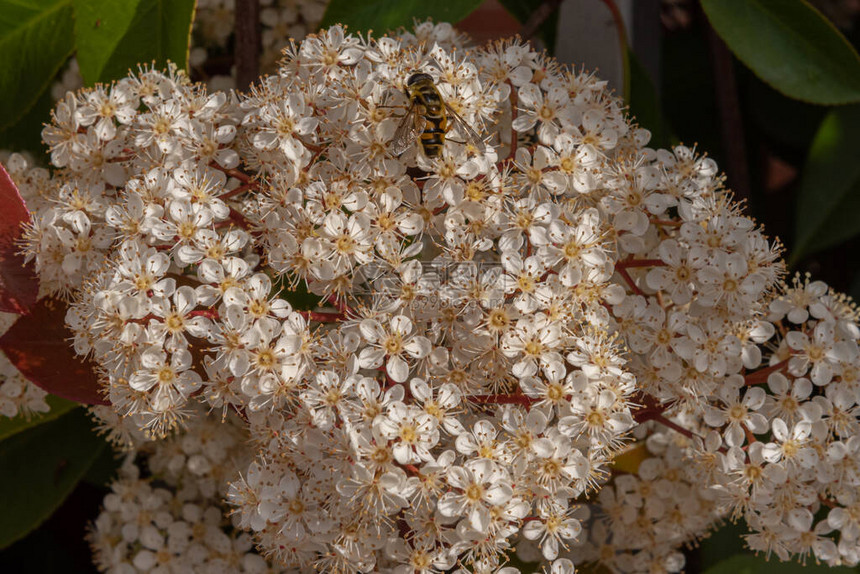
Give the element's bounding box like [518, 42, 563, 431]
[409, 83, 448, 158]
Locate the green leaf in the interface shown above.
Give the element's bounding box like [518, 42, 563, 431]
[0, 78, 57, 155]
[73, 0, 197, 85]
[628, 49, 675, 150]
[83, 441, 121, 487]
[319, 0, 483, 34]
[791, 105, 860, 264]
[703, 553, 856, 574]
[701, 0, 860, 105]
[701, 520, 858, 572]
[0, 395, 78, 443]
[0, 0, 74, 130]
[0, 408, 105, 549]
[746, 76, 826, 151]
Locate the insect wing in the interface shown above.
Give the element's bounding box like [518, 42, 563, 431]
[390, 104, 421, 156]
[445, 103, 485, 152]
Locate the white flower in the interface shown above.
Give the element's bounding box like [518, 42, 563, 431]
[501, 313, 563, 378]
[129, 348, 202, 409]
[704, 386, 768, 447]
[513, 83, 570, 144]
[522, 498, 581, 560]
[358, 315, 432, 383]
[252, 95, 319, 160]
[762, 418, 817, 469]
[375, 401, 440, 464]
[438, 459, 513, 532]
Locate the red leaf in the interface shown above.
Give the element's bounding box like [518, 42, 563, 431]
[0, 162, 38, 314]
[0, 297, 108, 406]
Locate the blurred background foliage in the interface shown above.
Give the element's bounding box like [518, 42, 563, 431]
[1, 0, 860, 572]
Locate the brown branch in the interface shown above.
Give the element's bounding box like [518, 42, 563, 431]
[235, 0, 261, 91]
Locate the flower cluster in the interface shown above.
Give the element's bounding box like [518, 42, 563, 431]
[89, 409, 287, 573]
[8, 19, 860, 574]
[0, 0, 330, 425]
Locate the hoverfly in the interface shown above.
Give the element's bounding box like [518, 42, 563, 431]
[389, 72, 485, 159]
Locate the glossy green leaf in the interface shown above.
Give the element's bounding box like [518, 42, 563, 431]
[701, 0, 860, 105]
[73, 0, 197, 85]
[746, 76, 826, 151]
[0, 80, 56, 155]
[83, 441, 121, 487]
[0, 409, 105, 549]
[0, 0, 74, 129]
[701, 520, 857, 572]
[0, 395, 78, 443]
[791, 105, 860, 264]
[628, 49, 675, 150]
[320, 0, 483, 34]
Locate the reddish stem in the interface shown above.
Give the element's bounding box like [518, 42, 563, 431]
[469, 393, 537, 406]
[324, 294, 354, 317]
[507, 80, 518, 161]
[616, 258, 665, 269]
[652, 414, 698, 441]
[210, 162, 253, 183]
[188, 309, 220, 320]
[220, 182, 258, 199]
[298, 310, 346, 323]
[744, 358, 789, 386]
[631, 393, 668, 423]
[741, 423, 757, 446]
[403, 464, 421, 476]
[616, 265, 645, 296]
[228, 207, 254, 230]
